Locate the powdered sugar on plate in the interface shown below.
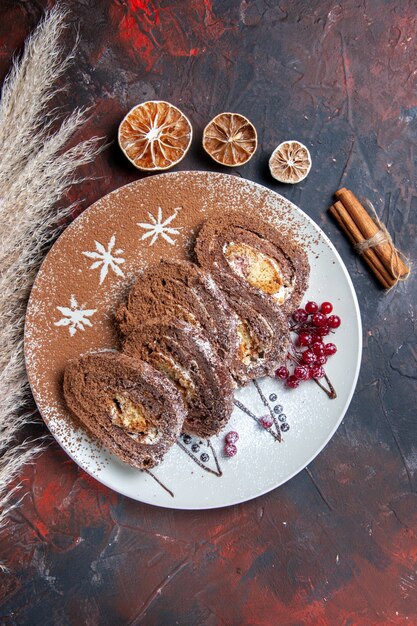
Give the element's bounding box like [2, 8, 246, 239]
[24, 172, 361, 509]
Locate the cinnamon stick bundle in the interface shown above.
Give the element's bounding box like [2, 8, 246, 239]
[329, 188, 410, 289]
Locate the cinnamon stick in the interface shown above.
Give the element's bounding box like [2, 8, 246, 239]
[329, 202, 394, 289]
[335, 188, 409, 280]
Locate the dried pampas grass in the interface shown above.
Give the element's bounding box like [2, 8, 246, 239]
[0, 6, 104, 528]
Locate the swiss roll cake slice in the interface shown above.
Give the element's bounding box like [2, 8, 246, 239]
[194, 211, 309, 315]
[122, 318, 234, 438]
[116, 259, 238, 365]
[64, 351, 186, 469]
[194, 211, 309, 384]
[224, 289, 290, 385]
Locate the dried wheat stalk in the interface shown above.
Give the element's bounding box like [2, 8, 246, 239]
[0, 6, 104, 528]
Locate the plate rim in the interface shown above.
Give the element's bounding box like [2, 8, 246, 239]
[24, 171, 362, 510]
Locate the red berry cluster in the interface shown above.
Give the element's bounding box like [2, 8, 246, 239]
[275, 301, 341, 389]
[224, 431, 239, 457]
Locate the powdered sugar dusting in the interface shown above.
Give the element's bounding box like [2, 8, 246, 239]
[82, 234, 125, 285]
[138, 205, 182, 246]
[54, 295, 97, 336]
[24, 172, 361, 509]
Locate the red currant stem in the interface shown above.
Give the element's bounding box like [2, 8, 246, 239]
[312, 373, 337, 399]
[290, 323, 336, 336]
[291, 326, 311, 334]
[290, 336, 298, 350]
[288, 352, 302, 365]
[287, 351, 337, 399]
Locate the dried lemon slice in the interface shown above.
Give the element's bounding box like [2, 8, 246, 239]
[269, 140, 311, 183]
[203, 112, 257, 167]
[118, 100, 192, 171]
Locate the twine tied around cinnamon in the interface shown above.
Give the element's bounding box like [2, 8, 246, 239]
[354, 199, 410, 286]
[330, 188, 410, 290]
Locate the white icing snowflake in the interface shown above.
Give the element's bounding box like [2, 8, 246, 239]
[138, 206, 181, 246]
[82, 235, 125, 285]
[54, 295, 97, 337]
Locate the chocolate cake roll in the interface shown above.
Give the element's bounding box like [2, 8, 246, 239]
[194, 211, 310, 315]
[64, 351, 186, 469]
[116, 260, 238, 365]
[194, 211, 309, 383]
[122, 318, 234, 437]
[224, 289, 290, 384]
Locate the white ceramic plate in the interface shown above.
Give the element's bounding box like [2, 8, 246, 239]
[25, 172, 361, 509]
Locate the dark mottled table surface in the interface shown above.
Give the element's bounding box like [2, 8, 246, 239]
[0, 1, 416, 624]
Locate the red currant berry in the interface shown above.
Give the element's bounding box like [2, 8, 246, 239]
[315, 325, 330, 337]
[328, 315, 341, 329]
[315, 355, 328, 365]
[298, 331, 313, 347]
[305, 301, 318, 314]
[292, 308, 308, 323]
[304, 367, 313, 380]
[324, 342, 337, 356]
[302, 350, 316, 365]
[294, 365, 308, 380]
[312, 341, 325, 356]
[320, 302, 333, 314]
[312, 312, 327, 327]
[276, 366, 289, 380]
[310, 365, 325, 379]
[226, 431, 239, 444]
[225, 443, 237, 457]
[259, 416, 274, 429]
[286, 375, 300, 389]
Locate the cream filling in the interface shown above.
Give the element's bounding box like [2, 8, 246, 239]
[110, 394, 161, 444]
[236, 319, 262, 365]
[223, 241, 293, 304]
[156, 353, 196, 401]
